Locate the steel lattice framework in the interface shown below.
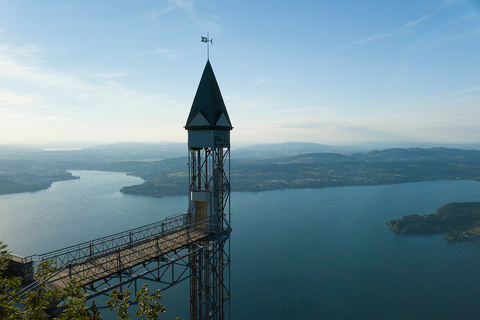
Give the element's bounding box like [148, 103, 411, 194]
[19, 215, 220, 302]
[188, 146, 231, 320]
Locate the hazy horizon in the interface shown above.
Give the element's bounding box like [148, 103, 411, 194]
[1, 1, 479, 145]
[1, 140, 480, 151]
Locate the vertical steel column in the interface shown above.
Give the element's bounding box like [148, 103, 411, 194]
[189, 145, 230, 320]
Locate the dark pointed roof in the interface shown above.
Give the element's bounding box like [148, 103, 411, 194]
[185, 60, 232, 131]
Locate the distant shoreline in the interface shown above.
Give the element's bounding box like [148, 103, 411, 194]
[119, 177, 480, 198]
[387, 202, 480, 242]
[2, 147, 480, 198]
[0, 172, 78, 196]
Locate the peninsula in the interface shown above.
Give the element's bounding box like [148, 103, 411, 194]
[387, 202, 480, 241]
[2, 145, 480, 197]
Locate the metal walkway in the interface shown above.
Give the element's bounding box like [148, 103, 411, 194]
[20, 214, 213, 298]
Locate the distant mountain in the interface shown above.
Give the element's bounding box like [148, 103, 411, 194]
[82, 142, 186, 161]
[3, 142, 479, 162]
[0, 142, 187, 162]
[353, 141, 480, 151]
[233, 142, 363, 159]
[0, 145, 44, 157]
[236, 152, 357, 165]
[351, 147, 480, 162]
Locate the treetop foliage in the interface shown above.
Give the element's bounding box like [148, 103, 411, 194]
[0, 241, 175, 320]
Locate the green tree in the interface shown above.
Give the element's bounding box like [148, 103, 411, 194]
[134, 284, 166, 320]
[106, 284, 167, 320]
[0, 241, 173, 320]
[0, 241, 22, 319]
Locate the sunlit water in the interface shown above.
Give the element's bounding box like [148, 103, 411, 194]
[1, 170, 480, 319]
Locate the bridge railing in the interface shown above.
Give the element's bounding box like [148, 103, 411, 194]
[66, 217, 213, 286]
[26, 213, 189, 269]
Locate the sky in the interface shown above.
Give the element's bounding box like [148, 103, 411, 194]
[0, 0, 479, 146]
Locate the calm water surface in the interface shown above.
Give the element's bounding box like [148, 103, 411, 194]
[1, 170, 480, 319]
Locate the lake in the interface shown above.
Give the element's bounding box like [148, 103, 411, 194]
[1, 170, 480, 319]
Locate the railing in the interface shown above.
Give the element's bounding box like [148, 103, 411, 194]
[60, 217, 212, 287]
[16, 263, 71, 298]
[26, 214, 188, 269]
[15, 214, 225, 297]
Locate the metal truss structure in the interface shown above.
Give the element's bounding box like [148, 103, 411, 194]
[188, 147, 231, 232]
[19, 215, 220, 302]
[188, 145, 231, 320]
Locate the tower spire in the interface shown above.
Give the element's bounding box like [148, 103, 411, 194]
[185, 60, 232, 131]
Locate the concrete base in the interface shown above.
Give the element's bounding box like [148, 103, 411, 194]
[8, 255, 34, 283]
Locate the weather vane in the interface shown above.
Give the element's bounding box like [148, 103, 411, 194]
[201, 32, 213, 60]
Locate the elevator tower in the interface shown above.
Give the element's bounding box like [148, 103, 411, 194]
[185, 60, 232, 320]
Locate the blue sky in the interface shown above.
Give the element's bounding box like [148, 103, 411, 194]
[0, 0, 479, 146]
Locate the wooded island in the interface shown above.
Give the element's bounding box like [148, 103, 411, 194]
[387, 202, 480, 241]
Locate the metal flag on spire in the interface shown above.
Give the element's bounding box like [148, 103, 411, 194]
[201, 32, 213, 60]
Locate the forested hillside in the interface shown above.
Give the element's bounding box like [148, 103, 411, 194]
[1, 145, 480, 197]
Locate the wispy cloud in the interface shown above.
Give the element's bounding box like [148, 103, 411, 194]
[95, 72, 127, 80]
[417, 85, 480, 109]
[252, 76, 286, 86]
[147, 0, 195, 18]
[421, 11, 480, 49]
[0, 44, 41, 75]
[41, 115, 71, 122]
[440, 85, 480, 97]
[0, 90, 37, 106]
[263, 116, 475, 144]
[0, 44, 87, 91]
[0, 42, 187, 143]
[0, 108, 26, 119]
[147, 0, 221, 33]
[339, 4, 446, 50]
[133, 49, 183, 60]
[423, 30, 478, 48]
[273, 119, 381, 134]
[232, 118, 400, 144]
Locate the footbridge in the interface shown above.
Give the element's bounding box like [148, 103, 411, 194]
[17, 214, 227, 300]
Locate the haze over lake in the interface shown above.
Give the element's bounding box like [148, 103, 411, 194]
[1, 171, 480, 319]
